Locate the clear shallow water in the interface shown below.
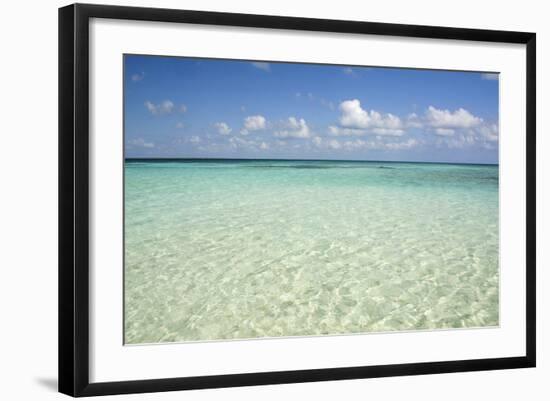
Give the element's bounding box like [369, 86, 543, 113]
[124, 159, 499, 344]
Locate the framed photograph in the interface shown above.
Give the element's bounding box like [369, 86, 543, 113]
[58, 3, 536, 397]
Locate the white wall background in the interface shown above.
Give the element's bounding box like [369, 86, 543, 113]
[0, 0, 546, 399]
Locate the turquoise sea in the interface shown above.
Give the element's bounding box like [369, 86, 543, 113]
[124, 159, 499, 344]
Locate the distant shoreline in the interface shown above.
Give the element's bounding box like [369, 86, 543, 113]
[124, 157, 499, 167]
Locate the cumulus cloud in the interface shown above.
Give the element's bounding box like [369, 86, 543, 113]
[214, 122, 232, 135]
[328, 139, 342, 149]
[331, 104, 488, 144]
[437, 133, 476, 149]
[478, 123, 499, 142]
[145, 100, 173, 115]
[196, 135, 271, 154]
[228, 136, 267, 151]
[370, 128, 404, 136]
[406, 113, 423, 128]
[328, 126, 366, 136]
[434, 128, 455, 136]
[145, 100, 186, 115]
[251, 62, 270, 72]
[435, 122, 498, 149]
[384, 138, 419, 150]
[404, 106, 497, 148]
[196, 135, 290, 155]
[274, 117, 311, 138]
[197, 103, 495, 155]
[312, 136, 419, 152]
[229, 136, 250, 148]
[421, 106, 496, 147]
[244, 115, 266, 130]
[425, 106, 482, 129]
[335, 99, 405, 136]
[241, 115, 266, 135]
[127, 138, 154, 148]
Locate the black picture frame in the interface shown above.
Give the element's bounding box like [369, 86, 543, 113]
[59, 3, 536, 397]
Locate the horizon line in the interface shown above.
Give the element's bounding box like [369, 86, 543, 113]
[124, 157, 499, 166]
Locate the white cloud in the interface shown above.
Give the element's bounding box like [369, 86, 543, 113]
[241, 115, 266, 135]
[312, 135, 420, 152]
[370, 127, 405, 136]
[438, 133, 476, 149]
[384, 138, 419, 150]
[406, 113, 423, 128]
[336, 99, 405, 136]
[425, 106, 482, 129]
[328, 125, 404, 137]
[244, 115, 266, 130]
[328, 139, 342, 149]
[329, 102, 493, 151]
[435, 123, 497, 149]
[478, 123, 499, 142]
[408, 106, 496, 147]
[481, 73, 499, 81]
[251, 62, 270, 72]
[128, 138, 154, 148]
[201, 136, 273, 153]
[436, 122, 498, 149]
[228, 136, 266, 151]
[189, 136, 201, 144]
[341, 139, 367, 150]
[274, 117, 311, 138]
[131, 72, 145, 82]
[328, 126, 366, 136]
[145, 100, 174, 115]
[405, 108, 485, 137]
[229, 136, 248, 148]
[214, 122, 232, 135]
[434, 128, 455, 136]
[176, 122, 184, 129]
[145, 100, 186, 115]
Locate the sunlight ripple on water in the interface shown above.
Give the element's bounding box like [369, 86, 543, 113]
[124, 160, 499, 344]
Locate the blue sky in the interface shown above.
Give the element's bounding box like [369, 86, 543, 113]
[124, 55, 499, 164]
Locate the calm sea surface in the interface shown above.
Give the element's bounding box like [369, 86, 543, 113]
[124, 159, 499, 344]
